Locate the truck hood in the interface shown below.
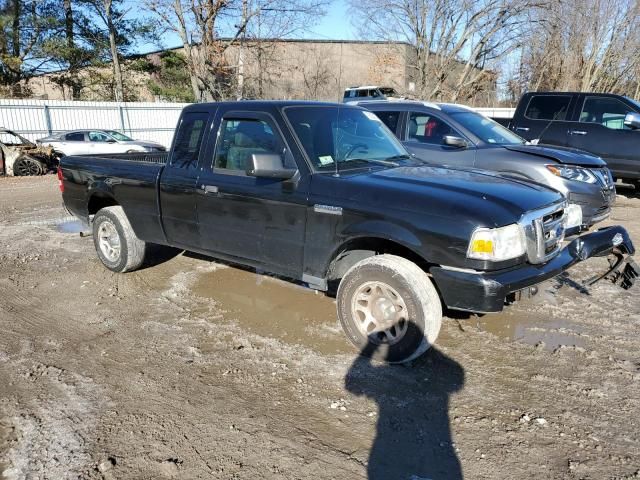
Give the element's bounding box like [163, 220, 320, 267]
[504, 144, 605, 167]
[341, 165, 564, 227]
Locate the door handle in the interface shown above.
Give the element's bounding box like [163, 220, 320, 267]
[569, 130, 588, 136]
[200, 184, 219, 194]
[515, 127, 530, 132]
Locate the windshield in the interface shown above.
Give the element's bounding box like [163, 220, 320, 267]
[450, 111, 524, 145]
[284, 106, 408, 171]
[106, 130, 133, 141]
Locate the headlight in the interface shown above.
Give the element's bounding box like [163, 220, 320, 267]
[564, 203, 583, 229]
[467, 224, 526, 261]
[546, 165, 597, 184]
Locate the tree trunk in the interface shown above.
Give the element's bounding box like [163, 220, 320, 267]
[64, 0, 81, 99]
[173, 0, 201, 101]
[104, 0, 124, 102]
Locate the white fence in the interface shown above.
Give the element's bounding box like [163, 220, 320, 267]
[0, 99, 517, 150]
[475, 107, 515, 119]
[0, 99, 190, 148]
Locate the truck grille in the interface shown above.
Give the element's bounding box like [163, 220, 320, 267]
[520, 202, 566, 264]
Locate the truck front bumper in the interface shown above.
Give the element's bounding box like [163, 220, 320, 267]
[430, 226, 636, 313]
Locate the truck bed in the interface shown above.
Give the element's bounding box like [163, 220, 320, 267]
[61, 152, 169, 243]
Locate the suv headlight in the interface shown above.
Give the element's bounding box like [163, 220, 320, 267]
[467, 224, 526, 261]
[546, 165, 597, 184]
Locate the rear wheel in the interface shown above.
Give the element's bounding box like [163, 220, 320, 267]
[337, 254, 442, 363]
[92, 206, 146, 272]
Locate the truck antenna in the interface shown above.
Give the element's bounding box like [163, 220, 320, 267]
[334, 107, 342, 177]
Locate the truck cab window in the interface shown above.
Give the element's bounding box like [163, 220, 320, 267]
[171, 112, 208, 169]
[580, 97, 633, 130]
[524, 95, 572, 120]
[214, 118, 287, 172]
[407, 112, 455, 145]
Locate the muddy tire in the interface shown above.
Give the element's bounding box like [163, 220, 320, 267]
[337, 254, 442, 363]
[92, 206, 146, 273]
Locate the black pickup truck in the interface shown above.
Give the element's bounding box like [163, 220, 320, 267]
[60, 101, 638, 362]
[509, 92, 640, 187]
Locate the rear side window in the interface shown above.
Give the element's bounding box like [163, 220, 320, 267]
[214, 118, 288, 173]
[371, 110, 402, 135]
[524, 95, 572, 120]
[171, 112, 208, 169]
[407, 112, 456, 145]
[65, 132, 85, 141]
[580, 97, 633, 130]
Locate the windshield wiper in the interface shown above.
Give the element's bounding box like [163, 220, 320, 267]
[342, 157, 400, 167]
[386, 154, 429, 165]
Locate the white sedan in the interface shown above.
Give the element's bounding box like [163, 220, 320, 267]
[37, 130, 166, 156]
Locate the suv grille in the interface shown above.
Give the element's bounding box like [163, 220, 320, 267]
[520, 203, 566, 264]
[592, 168, 613, 188]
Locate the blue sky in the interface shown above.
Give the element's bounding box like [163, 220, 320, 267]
[136, 0, 357, 54]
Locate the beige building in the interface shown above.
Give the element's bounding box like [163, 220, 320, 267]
[27, 39, 495, 104]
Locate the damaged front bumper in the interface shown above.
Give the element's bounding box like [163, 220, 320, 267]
[431, 226, 637, 313]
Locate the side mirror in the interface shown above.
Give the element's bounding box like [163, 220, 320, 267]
[247, 153, 296, 179]
[443, 135, 468, 148]
[624, 112, 640, 130]
[106, 139, 117, 143]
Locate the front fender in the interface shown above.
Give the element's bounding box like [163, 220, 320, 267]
[341, 219, 423, 249]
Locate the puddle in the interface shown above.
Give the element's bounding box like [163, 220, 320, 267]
[192, 266, 586, 354]
[55, 219, 86, 234]
[469, 310, 586, 351]
[193, 267, 351, 355]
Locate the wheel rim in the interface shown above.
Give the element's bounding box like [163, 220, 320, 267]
[351, 281, 409, 345]
[97, 219, 121, 262]
[14, 159, 29, 176]
[27, 160, 40, 175]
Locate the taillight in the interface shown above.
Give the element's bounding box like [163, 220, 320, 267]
[57, 167, 64, 193]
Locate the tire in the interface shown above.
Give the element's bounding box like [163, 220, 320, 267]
[92, 206, 146, 272]
[337, 254, 442, 363]
[13, 157, 33, 176]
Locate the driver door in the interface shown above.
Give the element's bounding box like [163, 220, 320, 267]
[88, 131, 120, 154]
[195, 111, 308, 277]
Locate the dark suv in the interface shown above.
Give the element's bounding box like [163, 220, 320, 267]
[363, 100, 615, 232]
[509, 92, 640, 187]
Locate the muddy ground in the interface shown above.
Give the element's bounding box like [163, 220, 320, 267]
[0, 175, 639, 480]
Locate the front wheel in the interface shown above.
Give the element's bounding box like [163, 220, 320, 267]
[92, 206, 147, 272]
[337, 254, 442, 363]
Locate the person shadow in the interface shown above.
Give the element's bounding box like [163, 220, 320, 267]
[345, 329, 465, 480]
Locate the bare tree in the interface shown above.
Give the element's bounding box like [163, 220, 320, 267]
[300, 44, 334, 99]
[349, 0, 537, 104]
[513, 0, 640, 98]
[146, 0, 328, 101]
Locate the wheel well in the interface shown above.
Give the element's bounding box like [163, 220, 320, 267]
[326, 237, 431, 290]
[88, 193, 118, 215]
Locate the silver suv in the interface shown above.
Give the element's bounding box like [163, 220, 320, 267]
[363, 100, 616, 234]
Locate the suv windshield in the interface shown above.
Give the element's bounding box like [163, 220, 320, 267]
[285, 106, 408, 171]
[106, 130, 133, 141]
[450, 111, 524, 145]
